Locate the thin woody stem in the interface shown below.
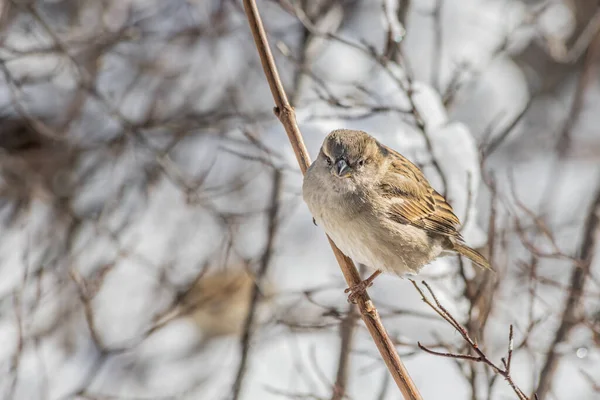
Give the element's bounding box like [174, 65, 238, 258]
[365, 269, 383, 285]
[241, 1, 423, 399]
[411, 280, 531, 400]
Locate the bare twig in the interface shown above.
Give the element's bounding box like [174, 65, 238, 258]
[411, 280, 532, 400]
[242, 1, 423, 398]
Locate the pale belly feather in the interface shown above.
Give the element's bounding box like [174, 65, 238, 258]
[303, 173, 444, 275]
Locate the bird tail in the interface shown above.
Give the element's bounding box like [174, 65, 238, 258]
[453, 242, 493, 271]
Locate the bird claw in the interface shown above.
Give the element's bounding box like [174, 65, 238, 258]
[343, 270, 382, 303]
[312, 217, 317, 226]
[344, 279, 373, 303]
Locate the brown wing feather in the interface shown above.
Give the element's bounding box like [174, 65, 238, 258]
[378, 145, 462, 238]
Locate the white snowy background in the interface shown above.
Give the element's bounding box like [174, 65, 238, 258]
[0, 0, 599, 399]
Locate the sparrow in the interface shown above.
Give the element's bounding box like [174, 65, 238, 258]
[302, 129, 492, 301]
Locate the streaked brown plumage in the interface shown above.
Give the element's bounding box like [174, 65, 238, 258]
[302, 129, 491, 297]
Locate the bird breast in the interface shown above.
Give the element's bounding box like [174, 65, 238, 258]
[302, 168, 445, 275]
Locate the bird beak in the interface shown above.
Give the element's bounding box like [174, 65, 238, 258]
[335, 158, 350, 177]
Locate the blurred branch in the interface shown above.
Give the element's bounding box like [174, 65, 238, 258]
[8, 290, 24, 399]
[290, 0, 343, 107]
[581, 368, 600, 393]
[545, 8, 600, 64]
[382, 0, 407, 61]
[231, 168, 282, 400]
[331, 297, 359, 400]
[535, 180, 600, 398]
[402, 73, 449, 196]
[538, 28, 600, 214]
[430, 0, 443, 92]
[376, 369, 391, 400]
[411, 280, 533, 400]
[556, 29, 600, 158]
[241, 1, 423, 399]
[482, 96, 534, 158]
[0, 60, 64, 140]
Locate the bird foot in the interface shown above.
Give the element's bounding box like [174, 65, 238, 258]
[344, 280, 373, 303]
[343, 270, 382, 304]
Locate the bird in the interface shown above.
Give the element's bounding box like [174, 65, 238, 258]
[302, 129, 492, 302]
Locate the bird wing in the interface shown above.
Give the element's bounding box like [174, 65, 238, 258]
[378, 145, 462, 238]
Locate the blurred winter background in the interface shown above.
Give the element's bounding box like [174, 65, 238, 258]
[0, 0, 599, 399]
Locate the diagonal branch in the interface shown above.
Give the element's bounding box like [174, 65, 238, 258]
[241, 1, 423, 399]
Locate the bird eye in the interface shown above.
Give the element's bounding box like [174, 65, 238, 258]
[325, 157, 332, 166]
[357, 159, 365, 166]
